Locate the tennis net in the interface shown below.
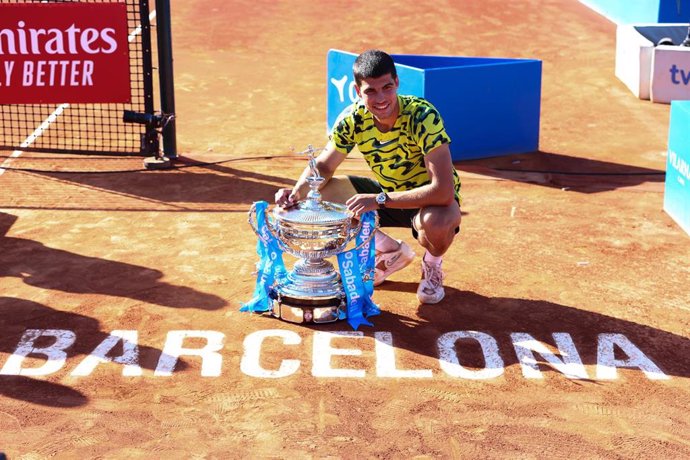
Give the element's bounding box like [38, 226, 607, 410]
[0, 0, 156, 156]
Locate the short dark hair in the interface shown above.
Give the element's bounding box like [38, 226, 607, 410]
[353, 49, 397, 86]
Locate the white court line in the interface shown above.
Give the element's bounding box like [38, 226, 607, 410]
[0, 11, 157, 176]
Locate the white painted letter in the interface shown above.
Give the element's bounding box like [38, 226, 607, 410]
[0, 329, 76, 376]
[375, 331, 432, 378]
[511, 332, 588, 379]
[71, 330, 141, 377]
[348, 80, 358, 102]
[312, 331, 365, 378]
[596, 333, 669, 380]
[240, 329, 301, 378]
[155, 330, 225, 377]
[330, 75, 347, 102]
[81, 60, 94, 86]
[100, 28, 117, 54]
[4, 61, 14, 86]
[437, 331, 504, 379]
[22, 61, 34, 86]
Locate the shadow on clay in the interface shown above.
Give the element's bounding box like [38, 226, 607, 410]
[0, 212, 226, 310]
[313, 281, 689, 380]
[0, 297, 190, 407]
[23, 157, 295, 210]
[457, 150, 665, 194]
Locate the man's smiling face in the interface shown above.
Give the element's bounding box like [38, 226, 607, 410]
[356, 73, 400, 124]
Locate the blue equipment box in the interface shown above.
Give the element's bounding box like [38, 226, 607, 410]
[664, 100, 690, 236]
[326, 49, 542, 161]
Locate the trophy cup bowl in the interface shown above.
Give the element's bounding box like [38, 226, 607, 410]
[272, 199, 356, 257]
[248, 146, 376, 323]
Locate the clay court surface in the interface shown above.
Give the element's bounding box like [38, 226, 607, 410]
[1, 0, 690, 457]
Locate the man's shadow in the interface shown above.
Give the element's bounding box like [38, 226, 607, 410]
[0, 213, 225, 310]
[323, 283, 690, 379]
[0, 297, 189, 407]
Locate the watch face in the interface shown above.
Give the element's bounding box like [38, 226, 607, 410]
[376, 192, 386, 205]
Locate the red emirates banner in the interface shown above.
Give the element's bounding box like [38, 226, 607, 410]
[0, 3, 131, 104]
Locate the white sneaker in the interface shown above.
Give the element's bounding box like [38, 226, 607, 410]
[416, 259, 445, 304]
[373, 240, 415, 286]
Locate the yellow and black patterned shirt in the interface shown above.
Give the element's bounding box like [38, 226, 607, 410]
[330, 95, 461, 200]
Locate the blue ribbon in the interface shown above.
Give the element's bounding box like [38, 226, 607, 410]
[241, 201, 287, 313]
[337, 211, 379, 330]
[356, 211, 380, 317]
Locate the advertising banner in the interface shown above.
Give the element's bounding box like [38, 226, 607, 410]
[0, 2, 131, 104]
[664, 101, 690, 236]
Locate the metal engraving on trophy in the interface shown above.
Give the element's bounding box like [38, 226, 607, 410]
[249, 145, 378, 324]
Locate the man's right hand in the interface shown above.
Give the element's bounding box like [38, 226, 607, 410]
[275, 188, 300, 208]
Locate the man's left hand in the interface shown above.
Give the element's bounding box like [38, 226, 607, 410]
[346, 194, 380, 217]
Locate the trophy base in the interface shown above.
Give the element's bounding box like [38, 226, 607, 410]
[269, 261, 346, 324]
[270, 291, 345, 324]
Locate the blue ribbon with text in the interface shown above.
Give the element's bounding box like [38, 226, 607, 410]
[337, 211, 379, 329]
[241, 201, 287, 313]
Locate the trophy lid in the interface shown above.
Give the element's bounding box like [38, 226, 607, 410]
[274, 199, 352, 226]
[274, 144, 353, 226]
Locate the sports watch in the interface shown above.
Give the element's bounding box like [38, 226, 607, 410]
[375, 192, 388, 208]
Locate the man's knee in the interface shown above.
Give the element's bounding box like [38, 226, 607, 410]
[417, 205, 461, 234]
[414, 204, 460, 248]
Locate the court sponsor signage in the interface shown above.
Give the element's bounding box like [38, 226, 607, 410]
[664, 101, 690, 235]
[0, 2, 131, 104]
[615, 25, 690, 102]
[0, 329, 670, 381]
[650, 46, 690, 103]
[579, 0, 690, 24]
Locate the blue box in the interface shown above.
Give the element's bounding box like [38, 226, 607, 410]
[327, 49, 542, 161]
[664, 101, 690, 236]
[580, 0, 690, 24]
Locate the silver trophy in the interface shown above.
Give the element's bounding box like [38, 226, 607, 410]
[249, 145, 377, 324]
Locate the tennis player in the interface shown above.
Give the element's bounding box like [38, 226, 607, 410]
[276, 49, 462, 304]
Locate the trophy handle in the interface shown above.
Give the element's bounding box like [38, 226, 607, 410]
[248, 202, 279, 244]
[349, 212, 380, 252]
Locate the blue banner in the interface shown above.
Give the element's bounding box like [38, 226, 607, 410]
[664, 101, 690, 236]
[241, 201, 287, 313]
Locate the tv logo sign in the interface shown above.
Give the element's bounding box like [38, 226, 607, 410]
[650, 46, 690, 103]
[669, 64, 690, 86]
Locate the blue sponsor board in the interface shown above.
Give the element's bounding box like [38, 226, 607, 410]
[326, 49, 541, 161]
[664, 101, 690, 236]
[580, 0, 690, 24]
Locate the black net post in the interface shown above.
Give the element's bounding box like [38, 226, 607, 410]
[139, 0, 157, 156]
[155, 0, 177, 158]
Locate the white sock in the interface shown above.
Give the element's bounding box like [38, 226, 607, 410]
[423, 251, 443, 265]
[375, 231, 400, 253]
